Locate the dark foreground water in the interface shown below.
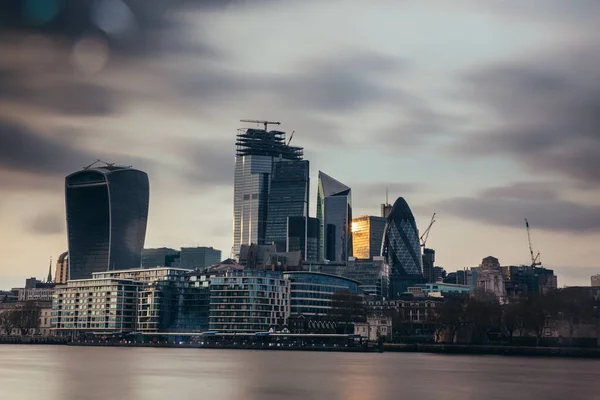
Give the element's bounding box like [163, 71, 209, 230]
[2, 346, 600, 400]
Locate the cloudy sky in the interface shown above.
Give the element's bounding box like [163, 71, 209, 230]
[1, 0, 599, 289]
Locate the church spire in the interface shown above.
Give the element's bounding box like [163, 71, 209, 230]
[47, 257, 53, 283]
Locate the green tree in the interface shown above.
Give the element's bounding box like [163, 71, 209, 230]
[0, 310, 17, 335]
[13, 301, 41, 336]
[556, 287, 595, 345]
[432, 297, 466, 343]
[464, 290, 502, 344]
[501, 299, 527, 344]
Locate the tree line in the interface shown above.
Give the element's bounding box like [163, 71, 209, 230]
[433, 287, 598, 345]
[0, 301, 41, 336]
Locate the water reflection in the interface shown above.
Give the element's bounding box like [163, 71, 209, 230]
[2, 346, 600, 400]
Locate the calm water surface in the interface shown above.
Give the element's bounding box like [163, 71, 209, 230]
[1, 346, 600, 400]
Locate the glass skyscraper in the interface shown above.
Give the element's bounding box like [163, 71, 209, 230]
[65, 164, 149, 280]
[351, 215, 386, 259]
[316, 171, 352, 263]
[232, 129, 303, 257]
[381, 197, 423, 298]
[264, 160, 310, 251]
[287, 216, 320, 262]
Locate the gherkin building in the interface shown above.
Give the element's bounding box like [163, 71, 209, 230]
[382, 197, 423, 297]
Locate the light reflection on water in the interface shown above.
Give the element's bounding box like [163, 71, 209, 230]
[1, 346, 600, 400]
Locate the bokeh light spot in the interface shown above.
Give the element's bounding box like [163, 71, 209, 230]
[71, 35, 110, 75]
[23, 0, 62, 25]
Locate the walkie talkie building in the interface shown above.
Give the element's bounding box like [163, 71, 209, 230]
[65, 163, 149, 280]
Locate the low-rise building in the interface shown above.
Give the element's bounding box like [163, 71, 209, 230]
[354, 317, 392, 341]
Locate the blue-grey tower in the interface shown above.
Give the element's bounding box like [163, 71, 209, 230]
[65, 161, 149, 280]
[316, 171, 352, 263]
[381, 197, 423, 298]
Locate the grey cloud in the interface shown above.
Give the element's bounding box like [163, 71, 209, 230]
[434, 183, 600, 233]
[176, 139, 234, 188]
[0, 120, 96, 175]
[456, 46, 600, 186]
[179, 50, 412, 114]
[352, 182, 420, 213]
[27, 212, 65, 235]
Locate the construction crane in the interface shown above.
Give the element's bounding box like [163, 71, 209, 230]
[240, 119, 281, 131]
[287, 130, 295, 145]
[420, 213, 436, 248]
[525, 218, 541, 267]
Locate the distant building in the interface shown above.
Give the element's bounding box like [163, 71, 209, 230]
[592, 275, 600, 287]
[264, 160, 310, 252]
[316, 171, 352, 262]
[381, 202, 392, 219]
[344, 257, 390, 299]
[65, 163, 149, 280]
[503, 265, 557, 296]
[433, 266, 445, 283]
[209, 270, 290, 332]
[351, 215, 386, 260]
[239, 244, 302, 270]
[382, 197, 423, 298]
[422, 248, 435, 283]
[232, 128, 303, 257]
[476, 256, 506, 302]
[286, 216, 319, 262]
[142, 247, 180, 269]
[179, 247, 221, 270]
[354, 317, 392, 342]
[54, 251, 68, 284]
[17, 277, 55, 302]
[422, 283, 472, 297]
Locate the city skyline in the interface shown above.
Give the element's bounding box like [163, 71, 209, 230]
[1, 1, 600, 288]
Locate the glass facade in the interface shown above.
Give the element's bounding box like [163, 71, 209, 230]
[141, 248, 180, 269]
[232, 129, 303, 257]
[422, 248, 435, 283]
[209, 270, 290, 332]
[287, 216, 319, 262]
[351, 216, 386, 259]
[382, 197, 423, 298]
[264, 160, 309, 251]
[316, 171, 352, 262]
[344, 257, 390, 299]
[283, 272, 359, 316]
[66, 166, 149, 280]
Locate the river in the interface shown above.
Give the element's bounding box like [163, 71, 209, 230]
[1, 346, 600, 399]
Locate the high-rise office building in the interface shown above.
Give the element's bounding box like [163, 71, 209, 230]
[142, 248, 180, 269]
[422, 248, 435, 283]
[265, 160, 310, 251]
[351, 215, 386, 259]
[232, 128, 303, 257]
[382, 197, 423, 298]
[316, 171, 352, 262]
[287, 216, 320, 262]
[179, 247, 222, 270]
[54, 251, 68, 284]
[65, 163, 149, 280]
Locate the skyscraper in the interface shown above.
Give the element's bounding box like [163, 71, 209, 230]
[65, 163, 149, 280]
[351, 215, 386, 259]
[232, 128, 303, 257]
[316, 171, 352, 262]
[179, 247, 222, 270]
[264, 160, 310, 251]
[422, 248, 435, 283]
[287, 216, 320, 262]
[381, 197, 423, 298]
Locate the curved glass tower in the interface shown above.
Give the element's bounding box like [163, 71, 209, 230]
[316, 171, 352, 263]
[65, 164, 149, 280]
[382, 197, 423, 297]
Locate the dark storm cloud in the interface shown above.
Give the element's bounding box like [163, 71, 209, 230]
[1, 76, 116, 116]
[27, 212, 65, 235]
[434, 183, 600, 233]
[456, 46, 600, 186]
[0, 120, 95, 174]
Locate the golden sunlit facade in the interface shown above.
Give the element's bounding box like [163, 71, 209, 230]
[351, 216, 386, 260]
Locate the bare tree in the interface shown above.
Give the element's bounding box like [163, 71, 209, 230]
[0, 310, 17, 335]
[328, 291, 366, 334]
[13, 301, 41, 336]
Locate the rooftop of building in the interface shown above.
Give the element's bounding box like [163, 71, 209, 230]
[236, 129, 303, 160]
[282, 271, 362, 286]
